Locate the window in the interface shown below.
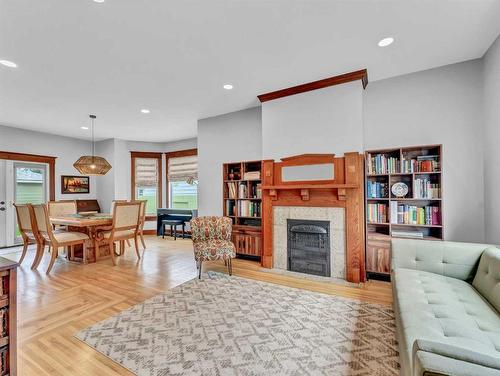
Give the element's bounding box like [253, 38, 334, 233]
[167, 151, 198, 209]
[131, 152, 162, 215]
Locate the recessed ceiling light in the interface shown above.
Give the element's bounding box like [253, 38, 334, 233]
[378, 37, 394, 47]
[223, 84, 233, 90]
[93, 0, 105, 3]
[141, 109, 150, 114]
[81, 126, 89, 130]
[0, 60, 18, 68]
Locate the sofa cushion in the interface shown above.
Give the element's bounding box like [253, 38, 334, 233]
[473, 247, 500, 312]
[392, 268, 500, 372]
[391, 238, 490, 281]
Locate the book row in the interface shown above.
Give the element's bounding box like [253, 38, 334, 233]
[367, 203, 388, 224]
[367, 181, 389, 199]
[390, 202, 441, 226]
[367, 154, 400, 174]
[226, 182, 261, 199]
[402, 155, 440, 173]
[225, 200, 261, 217]
[414, 178, 440, 199]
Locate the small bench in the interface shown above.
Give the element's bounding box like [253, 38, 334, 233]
[161, 219, 185, 240]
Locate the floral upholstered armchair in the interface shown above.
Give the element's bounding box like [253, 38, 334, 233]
[190, 216, 236, 279]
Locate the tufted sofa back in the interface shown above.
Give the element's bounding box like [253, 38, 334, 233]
[391, 238, 492, 282]
[473, 247, 500, 312]
[190, 216, 232, 243]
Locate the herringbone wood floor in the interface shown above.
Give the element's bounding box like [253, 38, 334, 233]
[1, 236, 392, 375]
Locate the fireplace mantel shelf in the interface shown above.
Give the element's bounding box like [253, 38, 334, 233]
[261, 183, 358, 190]
[261, 183, 358, 201]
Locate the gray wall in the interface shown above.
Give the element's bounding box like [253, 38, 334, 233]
[364, 59, 485, 242]
[262, 81, 364, 160]
[483, 34, 500, 244]
[0, 124, 97, 200]
[197, 107, 262, 216]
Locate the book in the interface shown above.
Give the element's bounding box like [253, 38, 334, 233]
[226, 182, 237, 199]
[243, 171, 261, 180]
[392, 230, 424, 239]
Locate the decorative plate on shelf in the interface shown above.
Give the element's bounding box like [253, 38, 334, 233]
[391, 182, 409, 198]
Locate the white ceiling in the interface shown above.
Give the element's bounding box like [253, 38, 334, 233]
[1, 0, 499, 142]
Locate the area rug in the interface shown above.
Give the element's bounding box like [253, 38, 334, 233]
[76, 272, 399, 375]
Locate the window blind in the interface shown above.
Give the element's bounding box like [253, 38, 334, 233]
[168, 155, 198, 182]
[135, 158, 158, 186]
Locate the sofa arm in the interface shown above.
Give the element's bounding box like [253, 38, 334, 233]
[391, 238, 490, 280]
[412, 339, 500, 376]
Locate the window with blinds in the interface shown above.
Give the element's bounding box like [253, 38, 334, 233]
[133, 156, 161, 215]
[168, 155, 198, 209]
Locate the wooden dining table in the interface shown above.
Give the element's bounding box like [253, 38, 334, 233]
[50, 213, 113, 263]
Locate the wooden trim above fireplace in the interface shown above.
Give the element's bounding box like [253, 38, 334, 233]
[257, 69, 368, 103]
[260, 152, 366, 283]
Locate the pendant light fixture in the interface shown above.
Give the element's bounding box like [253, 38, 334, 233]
[73, 114, 112, 175]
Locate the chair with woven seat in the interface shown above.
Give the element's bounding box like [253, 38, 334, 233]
[190, 216, 235, 279]
[101, 201, 142, 265]
[31, 204, 90, 274]
[13, 203, 38, 265]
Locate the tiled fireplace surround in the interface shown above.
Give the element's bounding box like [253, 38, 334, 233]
[273, 206, 346, 279]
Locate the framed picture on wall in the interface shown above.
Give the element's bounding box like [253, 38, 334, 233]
[61, 175, 90, 194]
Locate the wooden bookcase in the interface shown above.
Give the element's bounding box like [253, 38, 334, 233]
[223, 160, 263, 258]
[365, 145, 443, 279]
[0, 258, 17, 376]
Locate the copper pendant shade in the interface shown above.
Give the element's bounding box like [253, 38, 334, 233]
[73, 115, 112, 175]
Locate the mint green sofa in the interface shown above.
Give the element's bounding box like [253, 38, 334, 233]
[391, 238, 500, 376]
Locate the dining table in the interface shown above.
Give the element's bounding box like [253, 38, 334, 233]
[50, 213, 113, 263]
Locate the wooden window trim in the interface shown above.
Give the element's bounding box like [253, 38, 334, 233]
[131, 151, 163, 220]
[0, 151, 57, 201]
[165, 148, 197, 208]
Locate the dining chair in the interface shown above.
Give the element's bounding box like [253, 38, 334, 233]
[13, 203, 38, 265]
[110, 200, 131, 248]
[31, 204, 90, 274]
[101, 201, 141, 265]
[48, 200, 77, 217]
[190, 216, 235, 279]
[137, 200, 147, 249]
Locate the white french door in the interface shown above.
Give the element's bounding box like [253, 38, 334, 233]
[0, 160, 6, 247]
[0, 160, 48, 248]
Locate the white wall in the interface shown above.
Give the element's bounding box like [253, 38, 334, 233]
[364, 59, 485, 243]
[483, 35, 500, 244]
[95, 139, 115, 212]
[197, 107, 262, 216]
[262, 81, 364, 160]
[0, 124, 97, 200]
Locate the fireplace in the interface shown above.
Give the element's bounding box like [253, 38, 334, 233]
[287, 219, 330, 277]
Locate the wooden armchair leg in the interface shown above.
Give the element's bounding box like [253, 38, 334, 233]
[109, 241, 116, 266]
[198, 260, 203, 279]
[46, 246, 58, 274]
[140, 231, 146, 249]
[134, 236, 141, 259]
[19, 241, 29, 264]
[31, 241, 45, 270]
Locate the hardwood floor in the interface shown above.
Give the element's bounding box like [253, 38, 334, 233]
[1, 236, 392, 375]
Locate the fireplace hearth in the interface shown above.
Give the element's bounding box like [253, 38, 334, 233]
[287, 219, 331, 277]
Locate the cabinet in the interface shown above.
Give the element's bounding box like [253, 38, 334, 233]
[0, 258, 17, 376]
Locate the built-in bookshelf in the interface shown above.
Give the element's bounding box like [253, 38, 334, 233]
[223, 160, 263, 258]
[365, 145, 443, 279]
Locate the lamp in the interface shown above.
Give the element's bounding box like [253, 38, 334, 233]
[73, 115, 112, 175]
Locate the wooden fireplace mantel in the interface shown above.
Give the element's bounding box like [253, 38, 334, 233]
[260, 152, 366, 283]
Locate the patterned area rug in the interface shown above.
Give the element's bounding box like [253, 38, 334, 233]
[76, 272, 399, 375]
